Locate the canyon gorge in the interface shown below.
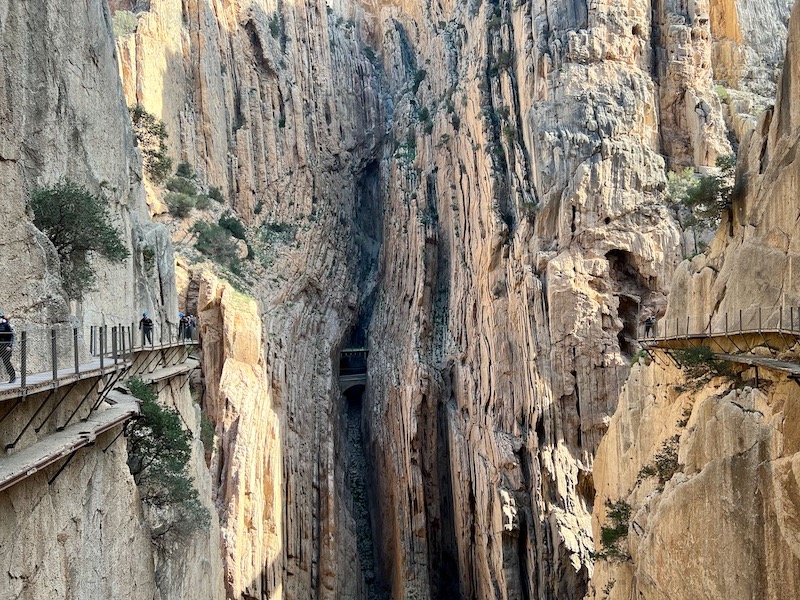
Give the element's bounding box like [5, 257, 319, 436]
[0, 0, 799, 598]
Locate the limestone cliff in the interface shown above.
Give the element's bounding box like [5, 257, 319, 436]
[0, 1, 223, 599]
[112, 1, 792, 599]
[590, 1, 800, 597]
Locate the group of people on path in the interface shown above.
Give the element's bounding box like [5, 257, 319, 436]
[0, 310, 199, 386]
[138, 311, 198, 345]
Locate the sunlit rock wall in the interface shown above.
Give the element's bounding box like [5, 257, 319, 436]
[114, 0, 792, 598]
[591, 1, 800, 596]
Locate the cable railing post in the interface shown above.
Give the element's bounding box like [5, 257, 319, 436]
[739, 309, 743, 334]
[686, 316, 690, 338]
[780, 307, 783, 332]
[99, 326, 105, 373]
[73, 327, 79, 375]
[120, 323, 126, 364]
[759, 307, 762, 333]
[50, 328, 57, 383]
[791, 307, 795, 332]
[20, 331, 27, 389]
[112, 327, 118, 366]
[725, 312, 728, 335]
[90, 326, 94, 356]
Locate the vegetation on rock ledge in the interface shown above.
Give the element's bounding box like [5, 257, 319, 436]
[30, 179, 129, 299]
[126, 377, 210, 538]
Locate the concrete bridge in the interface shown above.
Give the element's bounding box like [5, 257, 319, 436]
[340, 348, 367, 393]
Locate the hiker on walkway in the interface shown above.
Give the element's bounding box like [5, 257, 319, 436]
[139, 312, 154, 346]
[0, 313, 16, 383]
[178, 312, 190, 341]
[186, 314, 196, 340]
[644, 315, 655, 337]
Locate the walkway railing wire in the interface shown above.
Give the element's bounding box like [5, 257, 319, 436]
[0, 321, 199, 389]
[639, 306, 800, 341]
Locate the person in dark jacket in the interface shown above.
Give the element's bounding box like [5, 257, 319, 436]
[644, 315, 655, 337]
[139, 312, 154, 346]
[0, 313, 16, 383]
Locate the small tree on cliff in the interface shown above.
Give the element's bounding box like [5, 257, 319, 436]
[126, 378, 210, 537]
[667, 155, 736, 253]
[130, 104, 173, 184]
[30, 179, 130, 299]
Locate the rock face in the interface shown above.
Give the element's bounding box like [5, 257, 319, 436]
[0, 1, 223, 599]
[590, 1, 800, 597]
[113, 1, 791, 600]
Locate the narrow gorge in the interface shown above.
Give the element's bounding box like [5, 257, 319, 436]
[0, 0, 799, 599]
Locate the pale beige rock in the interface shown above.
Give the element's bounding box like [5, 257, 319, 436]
[112, 0, 792, 599]
[0, 2, 224, 599]
[591, 2, 800, 596]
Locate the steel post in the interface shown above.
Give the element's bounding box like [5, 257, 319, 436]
[20, 332, 26, 389]
[73, 328, 79, 375]
[51, 328, 57, 383]
[112, 327, 118, 365]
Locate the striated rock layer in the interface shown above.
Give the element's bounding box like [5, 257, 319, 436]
[591, 0, 800, 597]
[115, 1, 790, 600]
[0, 1, 224, 599]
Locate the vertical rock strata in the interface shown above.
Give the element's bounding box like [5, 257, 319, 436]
[114, 1, 790, 600]
[0, 1, 224, 599]
[119, 1, 385, 597]
[591, 1, 800, 597]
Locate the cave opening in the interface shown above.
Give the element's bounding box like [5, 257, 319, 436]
[606, 249, 651, 357]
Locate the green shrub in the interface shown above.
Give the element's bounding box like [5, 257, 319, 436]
[254, 200, 264, 215]
[130, 105, 173, 184]
[674, 346, 729, 378]
[194, 195, 212, 210]
[208, 186, 224, 203]
[175, 162, 195, 179]
[166, 192, 195, 218]
[30, 180, 130, 298]
[219, 213, 247, 240]
[667, 155, 736, 244]
[637, 435, 681, 487]
[412, 69, 427, 94]
[591, 499, 632, 561]
[142, 245, 156, 273]
[126, 378, 210, 536]
[261, 221, 297, 245]
[192, 221, 242, 271]
[112, 10, 138, 38]
[166, 177, 197, 196]
[200, 411, 214, 453]
[269, 13, 281, 38]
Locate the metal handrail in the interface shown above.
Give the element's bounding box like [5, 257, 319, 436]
[638, 306, 800, 342]
[0, 321, 199, 391]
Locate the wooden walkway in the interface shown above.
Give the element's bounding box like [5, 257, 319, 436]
[138, 359, 198, 384]
[0, 390, 138, 493]
[717, 354, 800, 378]
[0, 346, 201, 494]
[0, 341, 198, 403]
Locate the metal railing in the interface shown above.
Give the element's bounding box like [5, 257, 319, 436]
[639, 306, 800, 342]
[0, 321, 199, 390]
